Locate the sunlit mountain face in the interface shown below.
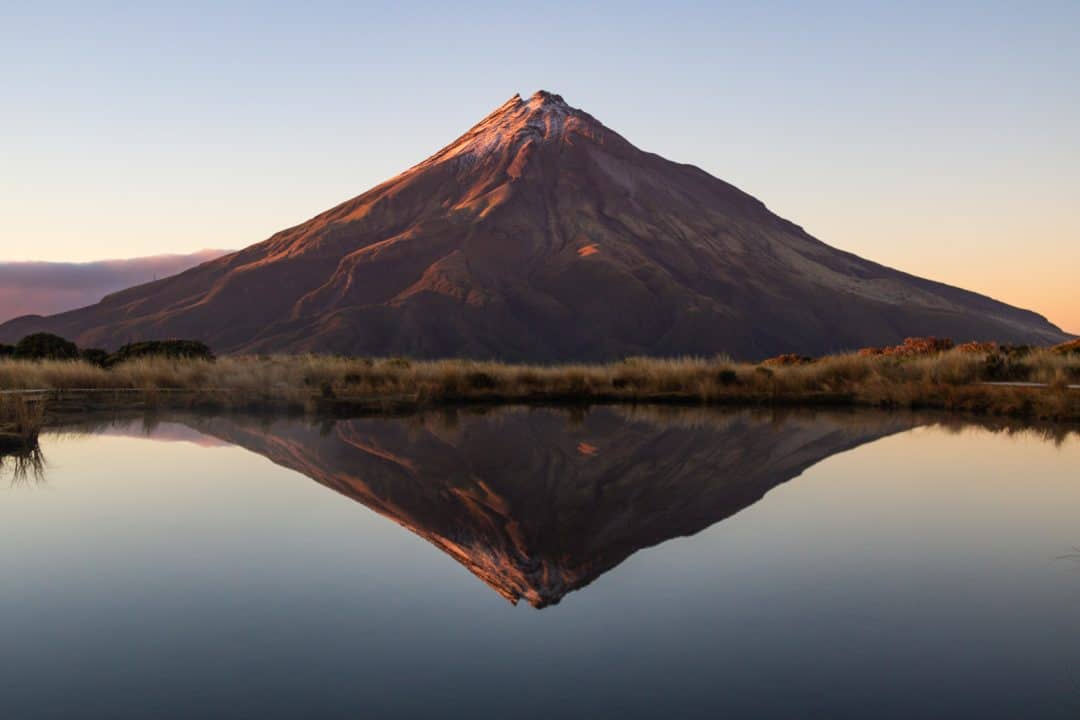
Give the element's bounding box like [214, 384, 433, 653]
[0, 92, 1067, 359]
[175, 407, 918, 607]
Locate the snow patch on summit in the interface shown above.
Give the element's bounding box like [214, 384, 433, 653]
[425, 90, 592, 169]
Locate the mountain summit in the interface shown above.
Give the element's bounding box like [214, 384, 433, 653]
[0, 91, 1068, 359]
[427, 91, 588, 162]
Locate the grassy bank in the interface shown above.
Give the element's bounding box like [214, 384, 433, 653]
[0, 341, 1077, 422]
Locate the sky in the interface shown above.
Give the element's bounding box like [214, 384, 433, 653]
[1, 1, 1077, 332]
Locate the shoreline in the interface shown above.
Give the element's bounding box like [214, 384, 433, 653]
[1, 348, 1078, 439]
[6, 381, 1079, 428]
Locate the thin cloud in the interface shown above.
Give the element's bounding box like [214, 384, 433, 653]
[0, 249, 231, 323]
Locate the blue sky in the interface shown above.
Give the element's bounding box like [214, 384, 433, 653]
[1, 1, 1077, 329]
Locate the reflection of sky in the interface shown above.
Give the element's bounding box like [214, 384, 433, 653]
[0, 420, 1078, 718]
[90, 421, 234, 448]
[2, 3, 1078, 333]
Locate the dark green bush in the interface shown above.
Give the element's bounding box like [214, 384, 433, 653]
[0, 344, 14, 358]
[465, 371, 497, 390]
[14, 333, 79, 360]
[107, 340, 214, 366]
[981, 353, 1032, 382]
[716, 369, 739, 386]
[1003, 344, 1034, 358]
[80, 348, 110, 367]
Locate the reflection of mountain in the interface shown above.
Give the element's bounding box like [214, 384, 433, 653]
[185, 408, 913, 608]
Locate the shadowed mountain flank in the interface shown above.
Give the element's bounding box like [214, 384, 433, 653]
[182, 407, 915, 607]
[2, 91, 1066, 358]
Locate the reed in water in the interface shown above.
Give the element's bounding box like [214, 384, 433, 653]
[0, 395, 45, 451]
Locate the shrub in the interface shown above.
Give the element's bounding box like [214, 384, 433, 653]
[980, 353, 1032, 382]
[107, 340, 215, 366]
[0, 344, 13, 358]
[982, 354, 1006, 381]
[465, 371, 497, 390]
[762, 354, 813, 367]
[14, 333, 79, 360]
[858, 337, 955, 358]
[80, 348, 110, 367]
[998, 344, 1033, 358]
[715, 368, 739, 386]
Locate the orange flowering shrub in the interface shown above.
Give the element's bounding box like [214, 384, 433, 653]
[857, 337, 955, 358]
[761, 353, 814, 367]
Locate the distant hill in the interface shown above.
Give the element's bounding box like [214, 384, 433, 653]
[0, 92, 1068, 359]
[0, 250, 229, 324]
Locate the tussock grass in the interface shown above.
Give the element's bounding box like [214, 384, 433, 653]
[0, 394, 46, 450]
[0, 346, 1077, 421]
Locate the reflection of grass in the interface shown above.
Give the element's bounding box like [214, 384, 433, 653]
[0, 342, 1076, 421]
[1, 447, 45, 487]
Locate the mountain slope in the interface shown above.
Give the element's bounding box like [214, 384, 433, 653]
[0, 91, 1068, 359]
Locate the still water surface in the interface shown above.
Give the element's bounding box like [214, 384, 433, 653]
[1, 407, 1078, 719]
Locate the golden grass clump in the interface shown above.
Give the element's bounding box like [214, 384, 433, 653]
[1051, 339, 1080, 355]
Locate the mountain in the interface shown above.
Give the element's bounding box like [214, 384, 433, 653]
[179, 407, 916, 607]
[0, 91, 1068, 359]
[0, 250, 230, 324]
